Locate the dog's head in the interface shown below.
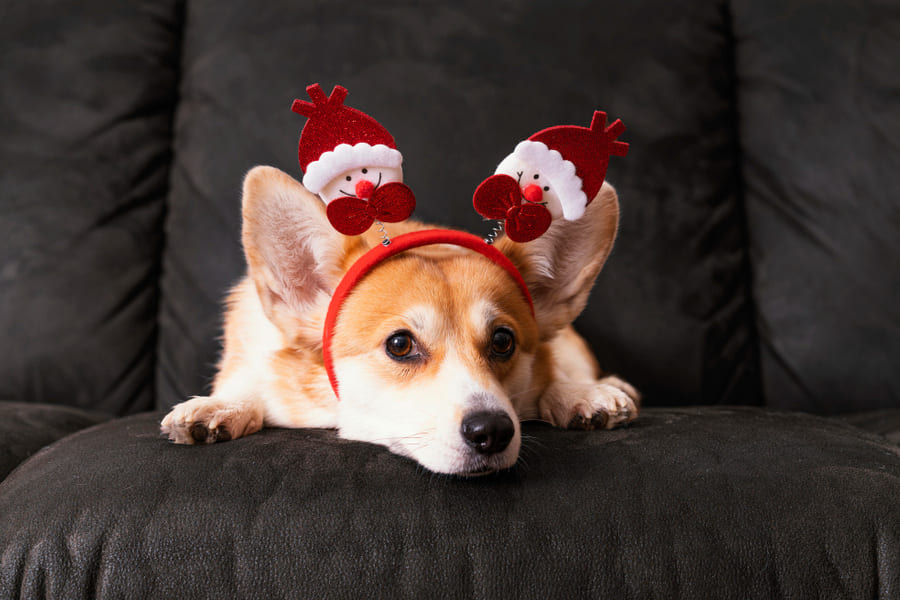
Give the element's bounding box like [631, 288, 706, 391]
[241, 166, 619, 475]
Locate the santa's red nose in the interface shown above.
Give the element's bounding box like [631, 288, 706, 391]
[355, 179, 375, 199]
[522, 184, 543, 203]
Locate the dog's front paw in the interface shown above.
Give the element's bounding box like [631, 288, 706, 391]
[539, 376, 640, 430]
[569, 376, 640, 430]
[160, 396, 263, 444]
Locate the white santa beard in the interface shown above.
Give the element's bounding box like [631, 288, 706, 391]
[303, 142, 403, 196]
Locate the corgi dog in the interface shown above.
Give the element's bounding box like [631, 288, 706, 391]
[161, 166, 639, 476]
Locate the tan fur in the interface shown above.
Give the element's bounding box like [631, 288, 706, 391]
[161, 166, 639, 474]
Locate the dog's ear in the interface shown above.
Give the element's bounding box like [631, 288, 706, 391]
[497, 181, 620, 340]
[241, 166, 348, 334]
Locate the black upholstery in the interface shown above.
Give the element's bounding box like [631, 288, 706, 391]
[734, 0, 900, 413]
[2, 0, 899, 598]
[0, 0, 178, 415]
[4, 409, 900, 599]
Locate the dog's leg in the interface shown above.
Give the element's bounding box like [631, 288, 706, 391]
[537, 327, 640, 430]
[160, 389, 264, 444]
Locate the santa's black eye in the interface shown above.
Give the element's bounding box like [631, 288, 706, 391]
[361, 168, 368, 174]
[543, 186, 549, 192]
[533, 174, 540, 179]
[345, 175, 352, 181]
[490, 327, 516, 360]
[386, 331, 417, 361]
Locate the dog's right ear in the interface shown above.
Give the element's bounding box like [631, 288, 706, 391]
[496, 182, 620, 341]
[241, 166, 348, 336]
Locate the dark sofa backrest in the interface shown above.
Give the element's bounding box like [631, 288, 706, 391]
[0, 1, 179, 414]
[2, 0, 897, 416]
[734, 0, 900, 412]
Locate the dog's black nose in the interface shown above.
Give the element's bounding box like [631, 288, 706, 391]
[461, 411, 515, 455]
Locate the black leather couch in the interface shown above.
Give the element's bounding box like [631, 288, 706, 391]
[2, 1, 899, 598]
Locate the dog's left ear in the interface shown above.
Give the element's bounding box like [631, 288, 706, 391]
[497, 181, 620, 340]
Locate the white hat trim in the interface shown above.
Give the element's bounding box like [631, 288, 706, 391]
[303, 143, 403, 194]
[500, 140, 588, 221]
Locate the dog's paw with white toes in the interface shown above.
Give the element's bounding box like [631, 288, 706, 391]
[570, 376, 640, 430]
[539, 376, 640, 431]
[160, 396, 263, 444]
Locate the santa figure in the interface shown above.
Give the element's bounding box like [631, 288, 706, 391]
[474, 111, 628, 243]
[292, 84, 415, 237]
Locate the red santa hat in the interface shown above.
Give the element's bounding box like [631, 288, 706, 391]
[291, 84, 403, 195]
[496, 111, 628, 221]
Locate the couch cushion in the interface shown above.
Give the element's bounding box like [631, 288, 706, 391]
[156, 0, 758, 410]
[0, 1, 182, 414]
[0, 402, 108, 481]
[733, 0, 900, 412]
[2, 408, 898, 598]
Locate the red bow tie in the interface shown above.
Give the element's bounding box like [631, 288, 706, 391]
[473, 174, 552, 243]
[326, 182, 416, 236]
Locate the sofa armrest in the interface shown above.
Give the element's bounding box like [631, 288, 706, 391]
[0, 402, 109, 481]
[839, 409, 900, 446]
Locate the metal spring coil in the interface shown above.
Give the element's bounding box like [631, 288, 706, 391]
[483, 220, 504, 245]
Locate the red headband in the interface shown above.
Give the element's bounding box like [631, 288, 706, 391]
[321, 229, 534, 399]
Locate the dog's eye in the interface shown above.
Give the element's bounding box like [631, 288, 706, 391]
[490, 328, 515, 359]
[386, 332, 415, 360]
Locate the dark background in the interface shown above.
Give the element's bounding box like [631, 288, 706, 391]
[1, 0, 898, 416]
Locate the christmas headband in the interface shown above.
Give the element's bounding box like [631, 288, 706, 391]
[292, 83, 626, 398]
